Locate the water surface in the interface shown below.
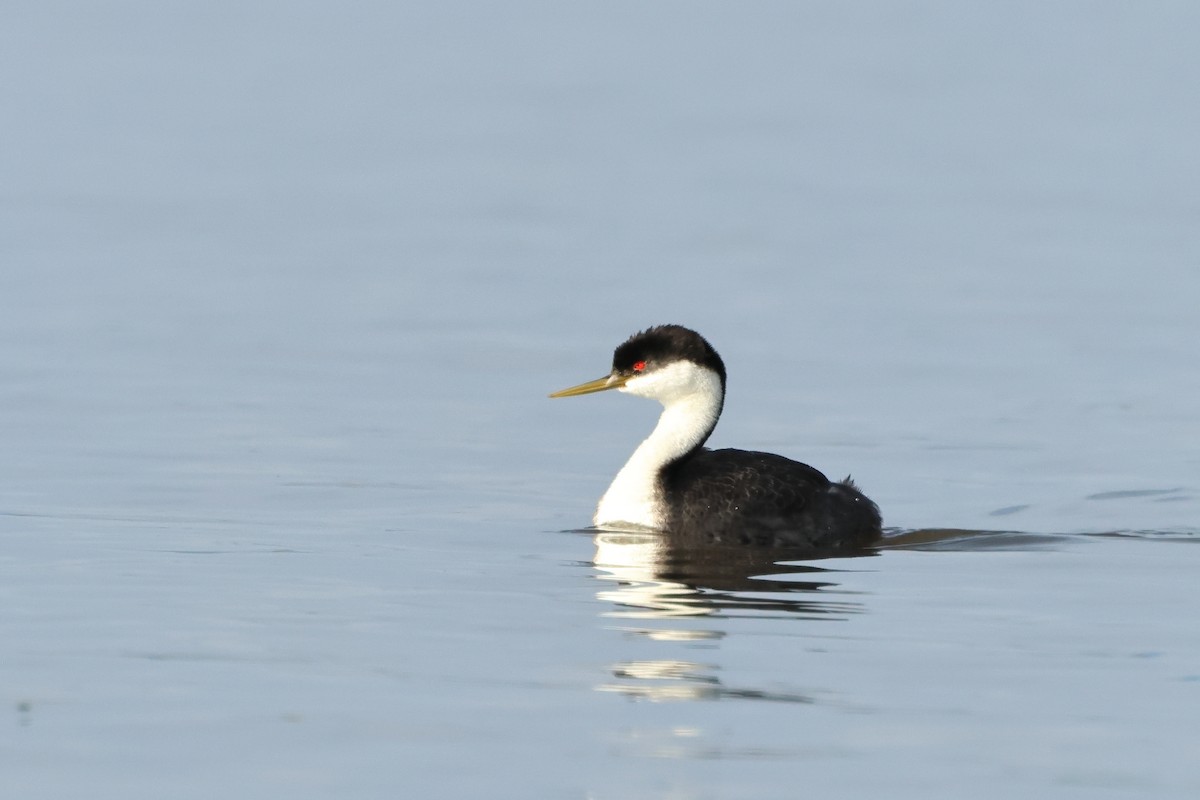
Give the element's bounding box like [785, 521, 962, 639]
[2, 3, 1199, 798]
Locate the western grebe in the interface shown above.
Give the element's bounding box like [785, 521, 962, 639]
[550, 325, 882, 551]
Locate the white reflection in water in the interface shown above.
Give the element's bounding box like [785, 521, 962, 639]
[592, 529, 868, 622]
[590, 528, 867, 704]
[594, 531, 708, 618]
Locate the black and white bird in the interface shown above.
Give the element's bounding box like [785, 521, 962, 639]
[550, 325, 881, 552]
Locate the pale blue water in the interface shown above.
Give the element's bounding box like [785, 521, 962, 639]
[2, 3, 1198, 798]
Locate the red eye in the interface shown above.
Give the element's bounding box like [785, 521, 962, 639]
[632, 361, 646, 372]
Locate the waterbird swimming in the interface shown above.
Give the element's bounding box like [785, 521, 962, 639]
[550, 325, 882, 551]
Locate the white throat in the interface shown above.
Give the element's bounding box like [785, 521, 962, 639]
[594, 361, 724, 529]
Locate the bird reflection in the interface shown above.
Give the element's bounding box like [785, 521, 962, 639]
[592, 529, 873, 621]
[588, 525, 1065, 704]
[590, 528, 874, 702]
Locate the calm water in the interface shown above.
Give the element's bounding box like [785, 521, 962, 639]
[3, 3, 1199, 798]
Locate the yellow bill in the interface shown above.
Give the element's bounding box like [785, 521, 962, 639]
[548, 373, 629, 398]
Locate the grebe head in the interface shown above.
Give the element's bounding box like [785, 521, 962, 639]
[549, 325, 727, 405]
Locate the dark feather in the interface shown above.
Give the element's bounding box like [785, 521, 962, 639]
[662, 448, 881, 552]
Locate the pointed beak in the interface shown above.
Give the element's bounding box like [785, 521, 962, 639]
[548, 372, 629, 398]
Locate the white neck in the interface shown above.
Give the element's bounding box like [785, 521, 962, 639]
[594, 361, 724, 529]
